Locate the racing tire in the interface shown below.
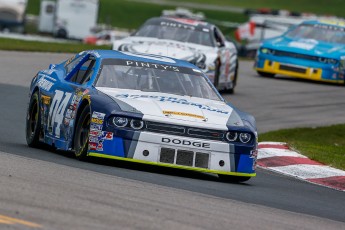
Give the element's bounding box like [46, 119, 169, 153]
[55, 28, 67, 39]
[73, 104, 91, 160]
[26, 91, 42, 148]
[218, 174, 251, 183]
[257, 71, 275, 78]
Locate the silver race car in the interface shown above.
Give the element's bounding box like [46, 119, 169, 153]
[113, 17, 239, 93]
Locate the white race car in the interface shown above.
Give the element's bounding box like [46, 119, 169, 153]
[113, 17, 239, 93]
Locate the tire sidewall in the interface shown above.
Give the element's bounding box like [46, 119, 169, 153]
[74, 104, 90, 160]
[26, 92, 41, 147]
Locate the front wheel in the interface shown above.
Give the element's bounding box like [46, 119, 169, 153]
[257, 71, 275, 78]
[26, 91, 41, 148]
[218, 174, 251, 183]
[73, 105, 91, 160]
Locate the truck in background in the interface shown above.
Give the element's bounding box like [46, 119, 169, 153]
[39, 0, 99, 40]
[0, 0, 27, 33]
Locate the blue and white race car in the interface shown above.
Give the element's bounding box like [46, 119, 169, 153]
[26, 50, 257, 182]
[255, 19, 345, 84]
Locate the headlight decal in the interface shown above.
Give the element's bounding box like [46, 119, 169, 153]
[225, 131, 252, 144]
[111, 116, 145, 130]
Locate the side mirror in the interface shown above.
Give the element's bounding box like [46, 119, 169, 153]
[217, 42, 225, 48]
[49, 64, 56, 69]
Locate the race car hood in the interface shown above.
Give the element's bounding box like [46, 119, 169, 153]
[264, 36, 345, 58]
[97, 87, 244, 130]
[114, 37, 217, 61]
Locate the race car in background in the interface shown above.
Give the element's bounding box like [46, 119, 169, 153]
[83, 30, 117, 45]
[26, 50, 257, 182]
[255, 19, 345, 84]
[113, 17, 239, 93]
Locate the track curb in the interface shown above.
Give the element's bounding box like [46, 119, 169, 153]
[257, 142, 345, 191]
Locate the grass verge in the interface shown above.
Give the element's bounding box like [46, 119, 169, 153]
[0, 38, 111, 53]
[26, 0, 248, 31]
[259, 124, 345, 171]
[174, 0, 344, 17]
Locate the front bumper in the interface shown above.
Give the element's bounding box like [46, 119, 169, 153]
[87, 130, 257, 177]
[255, 54, 344, 84]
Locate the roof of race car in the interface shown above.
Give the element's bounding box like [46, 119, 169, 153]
[83, 50, 199, 69]
[142, 17, 214, 31]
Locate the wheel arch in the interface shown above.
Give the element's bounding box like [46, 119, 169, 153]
[71, 99, 91, 150]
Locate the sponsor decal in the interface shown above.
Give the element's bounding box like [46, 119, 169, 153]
[163, 110, 205, 119]
[91, 117, 104, 125]
[89, 140, 104, 151]
[63, 118, 71, 126]
[250, 149, 258, 170]
[42, 69, 56, 75]
[102, 131, 113, 140]
[90, 123, 103, 130]
[317, 19, 345, 28]
[41, 95, 51, 105]
[90, 130, 102, 136]
[65, 55, 76, 66]
[92, 111, 106, 119]
[115, 94, 229, 114]
[123, 52, 177, 64]
[48, 90, 72, 137]
[37, 75, 54, 91]
[89, 136, 99, 143]
[89, 142, 97, 150]
[288, 39, 318, 50]
[168, 18, 207, 27]
[161, 21, 195, 30]
[162, 137, 210, 149]
[125, 61, 180, 72]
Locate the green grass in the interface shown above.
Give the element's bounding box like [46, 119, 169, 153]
[26, 0, 344, 31]
[174, 0, 345, 17]
[259, 124, 345, 170]
[0, 38, 110, 53]
[26, 0, 248, 30]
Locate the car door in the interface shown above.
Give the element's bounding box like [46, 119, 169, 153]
[214, 27, 237, 87]
[46, 54, 96, 144]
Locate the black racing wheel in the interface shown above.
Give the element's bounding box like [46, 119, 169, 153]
[74, 104, 91, 160]
[26, 91, 41, 147]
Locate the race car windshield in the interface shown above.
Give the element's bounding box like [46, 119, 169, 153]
[286, 24, 345, 44]
[96, 60, 222, 101]
[134, 24, 214, 47]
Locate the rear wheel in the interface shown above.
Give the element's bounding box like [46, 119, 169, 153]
[218, 174, 251, 183]
[257, 71, 275, 78]
[73, 105, 91, 160]
[26, 91, 41, 147]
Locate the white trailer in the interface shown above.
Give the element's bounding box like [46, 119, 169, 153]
[0, 0, 27, 32]
[39, 0, 99, 40]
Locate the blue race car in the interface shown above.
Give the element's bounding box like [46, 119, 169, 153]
[255, 19, 345, 84]
[26, 50, 257, 182]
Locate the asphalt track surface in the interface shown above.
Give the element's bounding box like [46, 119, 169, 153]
[0, 51, 344, 229]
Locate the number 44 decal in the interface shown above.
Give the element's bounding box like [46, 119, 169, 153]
[48, 90, 72, 137]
